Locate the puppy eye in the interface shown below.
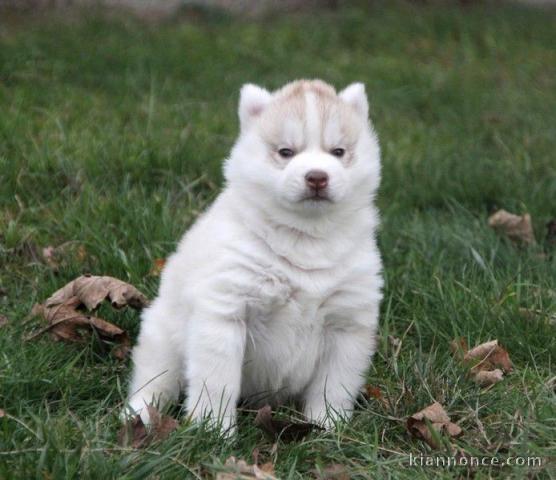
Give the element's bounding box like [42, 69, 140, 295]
[278, 148, 295, 158]
[330, 148, 345, 158]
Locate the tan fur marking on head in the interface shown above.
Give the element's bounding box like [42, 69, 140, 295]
[275, 79, 336, 102]
[257, 80, 361, 165]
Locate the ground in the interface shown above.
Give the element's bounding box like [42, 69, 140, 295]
[0, 1, 555, 478]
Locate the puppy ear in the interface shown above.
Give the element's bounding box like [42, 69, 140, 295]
[339, 83, 369, 119]
[239, 84, 272, 131]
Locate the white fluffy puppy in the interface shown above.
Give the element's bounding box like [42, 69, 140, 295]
[125, 79, 382, 434]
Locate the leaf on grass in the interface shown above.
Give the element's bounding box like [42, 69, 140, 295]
[451, 338, 513, 386]
[407, 401, 462, 449]
[45, 274, 149, 310]
[473, 369, 504, 386]
[362, 384, 383, 400]
[463, 339, 513, 374]
[149, 258, 166, 277]
[216, 456, 278, 480]
[0, 408, 5, 418]
[30, 300, 130, 354]
[254, 405, 323, 442]
[118, 414, 148, 448]
[0, 314, 7, 328]
[118, 406, 178, 448]
[28, 274, 147, 359]
[313, 464, 350, 480]
[488, 209, 535, 245]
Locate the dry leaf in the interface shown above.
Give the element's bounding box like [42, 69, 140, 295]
[118, 406, 178, 448]
[452, 338, 513, 386]
[362, 384, 383, 400]
[118, 414, 148, 448]
[313, 464, 350, 480]
[30, 300, 130, 357]
[488, 209, 535, 245]
[216, 456, 278, 480]
[0, 314, 7, 328]
[463, 340, 513, 374]
[254, 405, 323, 442]
[0, 408, 5, 418]
[149, 258, 166, 277]
[145, 405, 179, 441]
[473, 369, 504, 386]
[45, 274, 149, 310]
[27, 273, 147, 360]
[407, 401, 462, 449]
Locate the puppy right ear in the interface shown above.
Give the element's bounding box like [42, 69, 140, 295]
[239, 84, 271, 131]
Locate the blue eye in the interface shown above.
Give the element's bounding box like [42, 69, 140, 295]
[278, 148, 295, 158]
[331, 148, 345, 158]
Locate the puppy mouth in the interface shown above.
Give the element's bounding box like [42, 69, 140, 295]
[301, 191, 332, 203]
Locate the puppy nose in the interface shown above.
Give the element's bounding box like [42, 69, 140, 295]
[305, 170, 329, 190]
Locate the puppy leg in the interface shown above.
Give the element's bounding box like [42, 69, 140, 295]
[184, 313, 246, 436]
[124, 301, 182, 424]
[303, 320, 376, 428]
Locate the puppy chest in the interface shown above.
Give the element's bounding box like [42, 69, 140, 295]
[242, 291, 326, 397]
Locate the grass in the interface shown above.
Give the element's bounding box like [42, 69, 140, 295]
[1, 1, 555, 478]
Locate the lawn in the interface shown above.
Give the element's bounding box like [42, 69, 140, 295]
[1, 1, 555, 478]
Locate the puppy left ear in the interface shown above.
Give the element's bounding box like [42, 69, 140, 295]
[239, 84, 272, 131]
[339, 83, 369, 119]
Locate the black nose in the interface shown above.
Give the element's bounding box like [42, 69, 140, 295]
[305, 170, 329, 190]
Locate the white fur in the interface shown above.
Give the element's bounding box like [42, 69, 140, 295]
[124, 80, 383, 435]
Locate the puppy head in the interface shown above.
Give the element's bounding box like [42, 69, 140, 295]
[225, 80, 380, 217]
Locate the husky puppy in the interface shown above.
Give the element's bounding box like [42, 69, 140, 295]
[125, 79, 382, 434]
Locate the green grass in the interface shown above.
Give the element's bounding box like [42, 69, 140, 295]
[1, 1, 556, 478]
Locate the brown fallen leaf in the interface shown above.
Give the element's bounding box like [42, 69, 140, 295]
[149, 258, 166, 277]
[407, 401, 462, 449]
[118, 414, 148, 448]
[362, 384, 383, 400]
[488, 209, 535, 245]
[254, 405, 323, 442]
[473, 369, 504, 387]
[0, 408, 5, 417]
[451, 338, 513, 386]
[118, 405, 178, 448]
[27, 274, 146, 359]
[463, 340, 513, 374]
[0, 314, 7, 328]
[216, 456, 278, 480]
[45, 274, 149, 310]
[313, 463, 350, 480]
[30, 300, 130, 356]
